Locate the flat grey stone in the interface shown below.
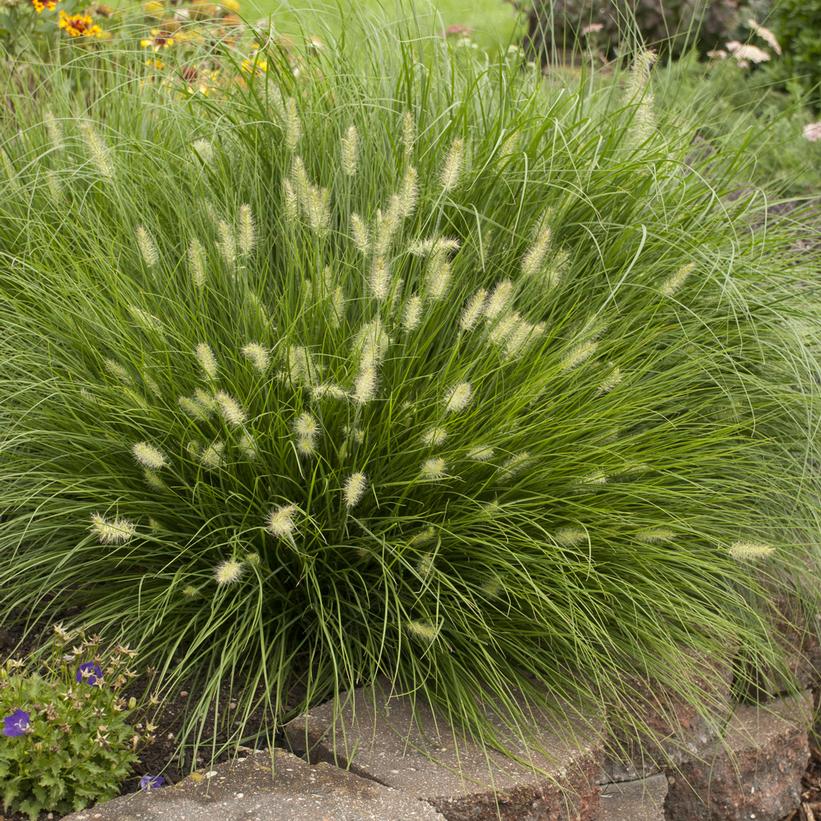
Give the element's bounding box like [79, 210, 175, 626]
[64, 748, 445, 821]
[285, 679, 604, 820]
[596, 774, 667, 821]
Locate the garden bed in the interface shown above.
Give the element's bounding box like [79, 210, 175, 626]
[1, 2, 819, 819]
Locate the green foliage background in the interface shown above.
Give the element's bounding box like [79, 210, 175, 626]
[770, 0, 821, 110]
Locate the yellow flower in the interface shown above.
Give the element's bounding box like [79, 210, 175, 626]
[219, 0, 239, 11]
[58, 10, 103, 37]
[184, 82, 212, 97]
[241, 57, 267, 77]
[173, 29, 203, 44]
[31, 0, 59, 14]
[142, 0, 164, 15]
[140, 29, 174, 50]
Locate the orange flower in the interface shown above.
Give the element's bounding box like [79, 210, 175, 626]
[31, 0, 59, 13]
[58, 10, 103, 37]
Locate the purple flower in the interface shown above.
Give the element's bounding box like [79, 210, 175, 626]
[75, 661, 104, 687]
[2, 709, 31, 737]
[139, 774, 165, 791]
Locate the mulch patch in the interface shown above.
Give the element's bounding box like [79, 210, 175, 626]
[783, 736, 821, 821]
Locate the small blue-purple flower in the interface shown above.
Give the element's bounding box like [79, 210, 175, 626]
[75, 661, 104, 687]
[2, 709, 31, 737]
[139, 774, 165, 791]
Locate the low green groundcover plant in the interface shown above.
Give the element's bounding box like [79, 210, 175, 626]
[0, 631, 142, 819]
[770, 0, 821, 110]
[0, 23, 818, 764]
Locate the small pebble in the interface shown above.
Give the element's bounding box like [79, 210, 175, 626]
[235, 792, 244, 799]
[205, 770, 218, 779]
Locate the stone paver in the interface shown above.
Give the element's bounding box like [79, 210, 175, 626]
[64, 748, 445, 821]
[596, 773, 667, 821]
[285, 680, 603, 820]
[664, 690, 813, 821]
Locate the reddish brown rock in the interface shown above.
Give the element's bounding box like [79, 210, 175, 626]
[767, 602, 821, 695]
[602, 655, 734, 781]
[285, 680, 604, 821]
[735, 593, 821, 700]
[664, 691, 813, 821]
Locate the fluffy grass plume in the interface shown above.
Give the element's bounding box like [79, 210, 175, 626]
[0, 24, 819, 765]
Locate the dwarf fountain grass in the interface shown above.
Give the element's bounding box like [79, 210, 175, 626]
[187, 238, 207, 288]
[343, 473, 368, 509]
[421, 457, 448, 479]
[460, 289, 488, 331]
[214, 559, 244, 586]
[241, 342, 270, 373]
[215, 391, 246, 427]
[444, 382, 473, 414]
[237, 204, 256, 257]
[351, 214, 370, 254]
[0, 24, 819, 772]
[439, 137, 464, 192]
[340, 125, 359, 178]
[266, 505, 298, 544]
[135, 225, 158, 268]
[195, 343, 218, 381]
[729, 541, 777, 561]
[89, 514, 136, 545]
[422, 426, 448, 446]
[402, 295, 423, 331]
[131, 442, 166, 471]
[78, 119, 114, 179]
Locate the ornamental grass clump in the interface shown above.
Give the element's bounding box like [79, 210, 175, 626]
[0, 30, 819, 763]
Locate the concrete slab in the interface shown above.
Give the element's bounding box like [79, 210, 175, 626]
[285, 679, 603, 820]
[596, 773, 667, 821]
[64, 747, 445, 821]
